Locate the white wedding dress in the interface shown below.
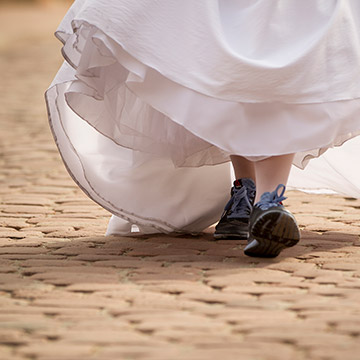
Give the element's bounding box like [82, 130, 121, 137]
[46, 0, 360, 235]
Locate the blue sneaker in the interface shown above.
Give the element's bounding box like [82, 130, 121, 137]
[214, 178, 256, 240]
[244, 184, 300, 257]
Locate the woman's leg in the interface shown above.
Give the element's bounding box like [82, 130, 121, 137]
[253, 154, 294, 202]
[230, 155, 256, 182]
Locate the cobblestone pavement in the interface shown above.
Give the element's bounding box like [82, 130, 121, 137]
[1, 4, 360, 360]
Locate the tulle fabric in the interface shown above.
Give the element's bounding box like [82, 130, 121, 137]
[46, 0, 360, 235]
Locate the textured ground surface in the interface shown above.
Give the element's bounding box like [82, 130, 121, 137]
[1, 4, 360, 360]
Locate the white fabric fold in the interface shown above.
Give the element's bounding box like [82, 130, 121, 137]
[46, 0, 360, 235]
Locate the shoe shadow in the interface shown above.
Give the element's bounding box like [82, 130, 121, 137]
[7, 228, 358, 287]
[2, 228, 359, 320]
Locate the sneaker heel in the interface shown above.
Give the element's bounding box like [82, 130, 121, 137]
[244, 237, 286, 258]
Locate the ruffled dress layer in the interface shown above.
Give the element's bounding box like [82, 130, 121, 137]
[46, 0, 360, 235]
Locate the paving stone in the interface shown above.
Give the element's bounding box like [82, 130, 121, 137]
[181, 290, 254, 304]
[0, 205, 54, 215]
[0, 230, 26, 239]
[127, 247, 200, 257]
[308, 348, 360, 360]
[150, 254, 226, 262]
[0, 247, 48, 255]
[32, 293, 129, 309]
[92, 259, 164, 269]
[1, 197, 53, 206]
[0, 218, 29, 229]
[16, 343, 94, 359]
[24, 186, 74, 195]
[0, 266, 17, 274]
[144, 281, 213, 295]
[31, 226, 75, 234]
[18, 259, 84, 267]
[60, 329, 150, 344]
[28, 272, 120, 286]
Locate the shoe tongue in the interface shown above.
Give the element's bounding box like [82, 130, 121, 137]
[241, 178, 256, 191]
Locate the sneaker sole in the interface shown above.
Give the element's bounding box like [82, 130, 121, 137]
[244, 209, 300, 258]
[213, 231, 248, 240]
